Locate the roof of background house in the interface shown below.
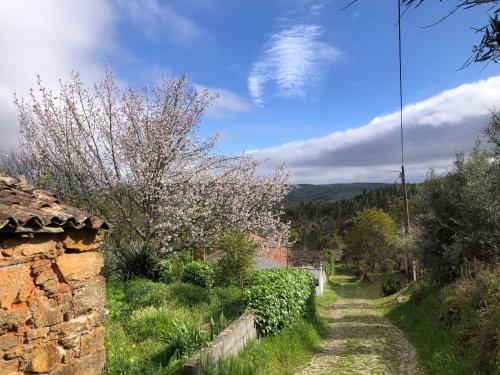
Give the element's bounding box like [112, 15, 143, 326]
[287, 249, 324, 269]
[0, 176, 109, 233]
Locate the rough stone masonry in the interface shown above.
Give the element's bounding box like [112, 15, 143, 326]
[0, 176, 108, 374]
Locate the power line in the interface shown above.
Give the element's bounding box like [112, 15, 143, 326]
[397, 0, 415, 281]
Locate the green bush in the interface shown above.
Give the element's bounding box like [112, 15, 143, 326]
[416, 143, 499, 282]
[214, 231, 257, 287]
[112, 240, 162, 281]
[381, 278, 402, 296]
[182, 261, 215, 288]
[246, 268, 315, 335]
[123, 279, 171, 310]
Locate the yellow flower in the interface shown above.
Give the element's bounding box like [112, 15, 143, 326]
[130, 358, 135, 364]
[132, 344, 136, 349]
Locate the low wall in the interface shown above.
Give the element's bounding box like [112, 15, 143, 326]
[183, 312, 256, 375]
[0, 229, 106, 374]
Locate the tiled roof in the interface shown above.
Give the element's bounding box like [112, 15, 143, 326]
[0, 176, 109, 233]
[288, 249, 324, 268]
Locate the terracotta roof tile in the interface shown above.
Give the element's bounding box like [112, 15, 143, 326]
[0, 176, 109, 232]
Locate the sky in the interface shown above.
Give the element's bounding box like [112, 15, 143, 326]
[0, 0, 499, 183]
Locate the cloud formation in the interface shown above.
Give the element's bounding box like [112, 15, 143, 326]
[204, 87, 252, 118]
[249, 76, 500, 183]
[248, 24, 341, 106]
[119, 0, 211, 44]
[0, 0, 116, 152]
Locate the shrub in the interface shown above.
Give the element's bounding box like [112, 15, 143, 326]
[182, 261, 215, 288]
[381, 278, 402, 296]
[112, 240, 161, 281]
[168, 282, 211, 306]
[214, 231, 257, 287]
[246, 268, 315, 335]
[123, 279, 171, 309]
[416, 143, 499, 282]
[159, 260, 175, 284]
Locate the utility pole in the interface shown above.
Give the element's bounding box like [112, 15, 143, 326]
[397, 0, 416, 281]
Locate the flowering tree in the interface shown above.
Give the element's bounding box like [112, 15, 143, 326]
[14, 68, 291, 252]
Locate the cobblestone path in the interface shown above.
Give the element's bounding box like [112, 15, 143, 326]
[297, 277, 423, 375]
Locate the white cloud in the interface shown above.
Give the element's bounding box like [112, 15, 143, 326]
[249, 76, 500, 183]
[204, 88, 252, 118]
[248, 24, 341, 106]
[195, 85, 251, 117]
[119, 0, 211, 44]
[0, 0, 116, 152]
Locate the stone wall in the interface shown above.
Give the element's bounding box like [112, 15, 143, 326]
[183, 312, 257, 375]
[0, 229, 106, 374]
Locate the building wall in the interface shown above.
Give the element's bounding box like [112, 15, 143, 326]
[0, 229, 106, 374]
[255, 246, 287, 267]
[296, 266, 326, 296]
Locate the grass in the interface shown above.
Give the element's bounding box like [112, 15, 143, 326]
[105, 279, 245, 374]
[386, 267, 499, 375]
[198, 283, 336, 375]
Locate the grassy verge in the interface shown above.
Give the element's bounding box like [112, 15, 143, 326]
[386, 268, 499, 375]
[105, 279, 245, 374]
[198, 283, 336, 375]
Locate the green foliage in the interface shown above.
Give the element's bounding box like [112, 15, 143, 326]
[123, 279, 172, 310]
[344, 208, 398, 277]
[246, 268, 316, 335]
[198, 321, 321, 375]
[158, 260, 175, 284]
[485, 111, 500, 161]
[417, 143, 500, 282]
[105, 279, 245, 374]
[182, 261, 215, 288]
[198, 283, 335, 375]
[112, 240, 161, 281]
[285, 184, 417, 251]
[381, 278, 402, 296]
[214, 231, 257, 287]
[388, 267, 499, 374]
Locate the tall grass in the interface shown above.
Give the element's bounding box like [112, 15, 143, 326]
[105, 279, 245, 374]
[387, 267, 499, 375]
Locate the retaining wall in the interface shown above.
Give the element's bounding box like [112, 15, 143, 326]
[183, 312, 256, 375]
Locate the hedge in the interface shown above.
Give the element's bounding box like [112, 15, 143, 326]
[246, 268, 316, 335]
[182, 261, 215, 288]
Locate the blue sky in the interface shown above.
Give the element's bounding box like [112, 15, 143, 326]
[1, 0, 499, 182]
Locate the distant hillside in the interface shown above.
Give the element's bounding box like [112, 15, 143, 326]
[284, 183, 391, 204]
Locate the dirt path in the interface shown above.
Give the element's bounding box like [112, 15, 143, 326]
[297, 276, 423, 375]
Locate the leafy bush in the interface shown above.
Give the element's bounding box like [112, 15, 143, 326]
[182, 261, 215, 288]
[214, 231, 257, 287]
[246, 268, 315, 335]
[416, 143, 499, 282]
[381, 278, 402, 296]
[122, 279, 171, 310]
[167, 282, 211, 306]
[159, 260, 175, 284]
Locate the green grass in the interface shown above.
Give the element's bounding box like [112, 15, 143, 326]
[105, 279, 245, 374]
[386, 268, 499, 375]
[198, 282, 336, 375]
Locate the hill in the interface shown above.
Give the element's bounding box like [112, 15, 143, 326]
[284, 183, 391, 204]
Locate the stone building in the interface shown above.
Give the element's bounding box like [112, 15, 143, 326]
[0, 176, 108, 374]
